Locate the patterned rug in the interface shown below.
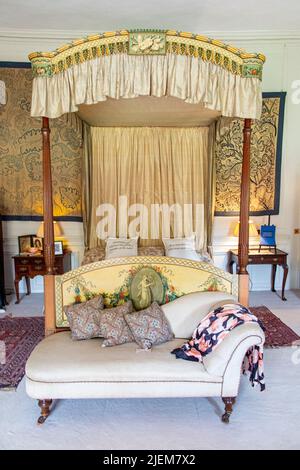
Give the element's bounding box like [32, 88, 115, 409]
[0, 316, 44, 390]
[250, 306, 300, 348]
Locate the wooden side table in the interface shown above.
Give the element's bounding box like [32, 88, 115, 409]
[228, 248, 289, 301]
[13, 252, 71, 304]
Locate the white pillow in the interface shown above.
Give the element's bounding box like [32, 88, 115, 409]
[105, 237, 138, 259]
[163, 236, 202, 261]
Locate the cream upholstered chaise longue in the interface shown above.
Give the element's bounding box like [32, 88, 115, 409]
[25, 257, 265, 424]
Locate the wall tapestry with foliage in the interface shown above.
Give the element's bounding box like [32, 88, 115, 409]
[214, 92, 286, 216]
[0, 66, 82, 219]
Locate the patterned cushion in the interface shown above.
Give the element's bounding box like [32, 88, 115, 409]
[81, 245, 165, 265]
[100, 301, 134, 347]
[81, 247, 105, 265]
[138, 246, 165, 256]
[64, 296, 104, 340]
[125, 302, 174, 350]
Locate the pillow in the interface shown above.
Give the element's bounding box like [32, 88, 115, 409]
[163, 236, 203, 261]
[125, 301, 174, 350]
[105, 237, 138, 259]
[100, 301, 134, 347]
[64, 295, 104, 340]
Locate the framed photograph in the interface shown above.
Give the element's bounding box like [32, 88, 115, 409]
[18, 234, 35, 254]
[54, 240, 63, 255]
[32, 236, 43, 252]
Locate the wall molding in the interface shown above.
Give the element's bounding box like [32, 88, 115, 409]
[1, 27, 300, 46]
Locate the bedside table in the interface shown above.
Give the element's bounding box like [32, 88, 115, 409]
[13, 252, 72, 304]
[228, 248, 289, 301]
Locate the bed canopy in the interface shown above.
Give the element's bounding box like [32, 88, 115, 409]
[28, 29, 265, 309]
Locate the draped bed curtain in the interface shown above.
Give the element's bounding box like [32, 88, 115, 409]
[83, 125, 215, 252]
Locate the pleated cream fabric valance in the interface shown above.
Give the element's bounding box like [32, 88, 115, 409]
[28, 30, 266, 120]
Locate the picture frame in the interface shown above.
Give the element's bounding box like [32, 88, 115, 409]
[54, 240, 64, 255]
[18, 234, 35, 254]
[32, 236, 44, 252]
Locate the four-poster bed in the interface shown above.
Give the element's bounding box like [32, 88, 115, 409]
[25, 29, 266, 423]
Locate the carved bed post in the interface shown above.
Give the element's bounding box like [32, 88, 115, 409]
[42, 117, 54, 273]
[238, 118, 252, 306]
[42, 117, 56, 336]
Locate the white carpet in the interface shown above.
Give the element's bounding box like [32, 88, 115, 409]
[1, 291, 300, 450]
[0, 347, 300, 450]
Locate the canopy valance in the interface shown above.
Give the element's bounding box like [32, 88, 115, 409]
[28, 29, 265, 120]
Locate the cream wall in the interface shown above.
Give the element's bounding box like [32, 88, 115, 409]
[1, 31, 299, 293]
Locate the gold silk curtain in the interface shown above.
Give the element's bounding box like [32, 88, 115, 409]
[83, 126, 214, 252]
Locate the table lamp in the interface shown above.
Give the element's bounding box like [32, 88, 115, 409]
[233, 220, 258, 238]
[36, 221, 62, 239]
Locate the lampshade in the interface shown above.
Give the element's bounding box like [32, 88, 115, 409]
[233, 221, 258, 237]
[0, 80, 6, 105]
[36, 221, 62, 238]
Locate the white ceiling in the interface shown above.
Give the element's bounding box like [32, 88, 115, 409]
[0, 0, 300, 34]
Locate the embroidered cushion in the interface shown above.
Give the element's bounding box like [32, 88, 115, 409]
[163, 235, 207, 261]
[100, 301, 134, 347]
[64, 296, 104, 340]
[125, 301, 174, 350]
[105, 237, 138, 259]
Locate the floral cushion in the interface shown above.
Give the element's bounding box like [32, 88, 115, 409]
[64, 296, 104, 340]
[81, 245, 165, 265]
[81, 247, 105, 265]
[100, 301, 134, 347]
[138, 246, 165, 256]
[124, 302, 174, 350]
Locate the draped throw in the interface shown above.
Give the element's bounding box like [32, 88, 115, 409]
[83, 126, 214, 251]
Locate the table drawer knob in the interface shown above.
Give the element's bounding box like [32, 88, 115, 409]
[248, 258, 253, 262]
[273, 258, 278, 261]
[20, 259, 29, 265]
[260, 257, 264, 261]
[35, 266, 44, 271]
[19, 267, 28, 273]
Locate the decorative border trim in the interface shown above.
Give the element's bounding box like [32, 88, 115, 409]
[28, 29, 265, 80]
[215, 92, 286, 217]
[0, 215, 83, 222]
[0, 61, 31, 68]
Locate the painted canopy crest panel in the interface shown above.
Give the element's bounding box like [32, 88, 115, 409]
[54, 256, 238, 328]
[28, 29, 265, 120]
[215, 92, 286, 216]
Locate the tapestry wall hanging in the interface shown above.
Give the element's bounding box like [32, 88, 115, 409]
[0, 65, 82, 220]
[214, 92, 286, 216]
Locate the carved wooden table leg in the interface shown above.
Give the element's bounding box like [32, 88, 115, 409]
[37, 399, 52, 424]
[282, 264, 289, 301]
[25, 276, 31, 296]
[222, 397, 236, 423]
[14, 279, 20, 304]
[271, 264, 277, 292]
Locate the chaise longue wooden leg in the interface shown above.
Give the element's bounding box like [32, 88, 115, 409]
[37, 399, 52, 424]
[221, 397, 236, 423]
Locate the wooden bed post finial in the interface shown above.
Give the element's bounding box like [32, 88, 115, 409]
[238, 118, 252, 305]
[42, 117, 55, 274]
